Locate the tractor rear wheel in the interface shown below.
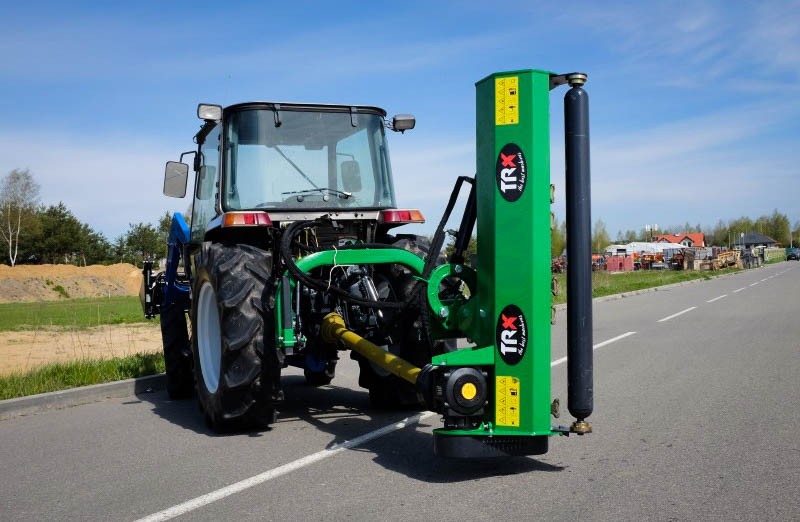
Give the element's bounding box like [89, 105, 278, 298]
[357, 269, 430, 408]
[191, 242, 277, 431]
[160, 303, 193, 399]
[355, 236, 439, 409]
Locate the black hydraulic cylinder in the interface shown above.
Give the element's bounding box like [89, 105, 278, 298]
[564, 80, 593, 422]
[451, 179, 477, 264]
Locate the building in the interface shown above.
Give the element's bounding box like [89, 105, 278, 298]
[655, 233, 705, 248]
[734, 232, 778, 249]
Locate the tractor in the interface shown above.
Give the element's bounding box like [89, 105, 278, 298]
[142, 68, 594, 458]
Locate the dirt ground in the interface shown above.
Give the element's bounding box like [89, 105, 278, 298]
[0, 263, 161, 376]
[0, 324, 162, 376]
[0, 263, 143, 303]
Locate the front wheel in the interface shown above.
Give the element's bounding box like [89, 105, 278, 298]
[160, 303, 193, 399]
[191, 242, 277, 431]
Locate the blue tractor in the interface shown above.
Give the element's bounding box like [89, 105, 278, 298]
[141, 102, 438, 430]
[141, 69, 596, 458]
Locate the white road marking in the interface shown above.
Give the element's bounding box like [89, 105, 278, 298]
[760, 278, 768, 282]
[657, 306, 697, 323]
[140, 328, 640, 521]
[750, 282, 759, 287]
[706, 294, 727, 303]
[733, 287, 746, 293]
[135, 412, 435, 522]
[550, 331, 636, 367]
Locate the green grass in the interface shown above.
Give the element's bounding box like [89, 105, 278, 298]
[0, 352, 165, 400]
[52, 285, 70, 298]
[553, 267, 739, 305]
[0, 268, 744, 400]
[0, 296, 147, 332]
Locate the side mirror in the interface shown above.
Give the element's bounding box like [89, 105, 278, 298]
[391, 114, 416, 133]
[341, 160, 362, 192]
[163, 161, 189, 198]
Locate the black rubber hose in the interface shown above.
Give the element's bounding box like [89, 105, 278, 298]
[279, 219, 407, 310]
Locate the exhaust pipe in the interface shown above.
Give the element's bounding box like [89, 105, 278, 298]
[564, 73, 593, 433]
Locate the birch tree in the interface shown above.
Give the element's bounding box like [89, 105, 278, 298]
[0, 169, 41, 266]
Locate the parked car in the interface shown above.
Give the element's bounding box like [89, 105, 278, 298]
[787, 248, 800, 261]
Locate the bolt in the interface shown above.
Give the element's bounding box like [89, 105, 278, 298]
[454, 265, 463, 274]
[439, 307, 449, 318]
[567, 73, 588, 87]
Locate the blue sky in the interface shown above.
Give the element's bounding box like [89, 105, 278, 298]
[1, 1, 799, 241]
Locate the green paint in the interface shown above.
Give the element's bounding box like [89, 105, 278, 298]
[275, 248, 427, 348]
[294, 248, 425, 274]
[434, 68, 555, 441]
[432, 345, 494, 366]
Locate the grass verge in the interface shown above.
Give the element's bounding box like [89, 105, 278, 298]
[553, 267, 739, 305]
[0, 296, 146, 332]
[0, 352, 165, 400]
[0, 267, 747, 400]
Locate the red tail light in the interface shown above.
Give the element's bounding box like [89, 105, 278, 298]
[380, 209, 425, 224]
[222, 211, 272, 227]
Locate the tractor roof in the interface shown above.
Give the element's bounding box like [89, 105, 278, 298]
[224, 102, 387, 117]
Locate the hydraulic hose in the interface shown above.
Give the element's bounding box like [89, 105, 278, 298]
[279, 219, 407, 310]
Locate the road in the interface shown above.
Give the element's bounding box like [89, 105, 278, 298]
[1, 262, 798, 521]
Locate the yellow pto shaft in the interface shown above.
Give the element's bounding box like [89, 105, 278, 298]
[320, 313, 421, 385]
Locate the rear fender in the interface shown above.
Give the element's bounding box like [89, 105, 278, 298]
[163, 213, 191, 312]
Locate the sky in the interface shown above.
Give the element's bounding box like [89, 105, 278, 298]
[1, 0, 799, 242]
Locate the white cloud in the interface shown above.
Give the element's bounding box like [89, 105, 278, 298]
[558, 1, 800, 90]
[0, 130, 188, 239]
[389, 137, 475, 235]
[586, 101, 800, 235]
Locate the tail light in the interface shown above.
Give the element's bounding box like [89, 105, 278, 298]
[222, 211, 272, 227]
[380, 209, 425, 224]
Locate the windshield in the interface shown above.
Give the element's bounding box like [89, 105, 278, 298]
[223, 108, 397, 210]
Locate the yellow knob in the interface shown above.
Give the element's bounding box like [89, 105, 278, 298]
[461, 382, 477, 401]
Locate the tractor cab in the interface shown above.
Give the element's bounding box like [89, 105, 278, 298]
[164, 103, 417, 242]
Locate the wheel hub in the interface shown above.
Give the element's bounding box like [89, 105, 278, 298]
[197, 282, 222, 393]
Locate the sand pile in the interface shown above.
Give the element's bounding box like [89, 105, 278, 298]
[0, 263, 143, 303]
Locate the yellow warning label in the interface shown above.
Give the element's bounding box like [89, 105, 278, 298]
[495, 76, 519, 126]
[495, 376, 521, 427]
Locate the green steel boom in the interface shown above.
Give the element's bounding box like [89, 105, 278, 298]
[299, 69, 594, 458]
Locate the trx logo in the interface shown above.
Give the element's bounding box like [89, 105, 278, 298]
[495, 143, 527, 202]
[496, 304, 528, 365]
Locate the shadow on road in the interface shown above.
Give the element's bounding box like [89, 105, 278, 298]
[134, 374, 564, 481]
[318, 414, 565, 482]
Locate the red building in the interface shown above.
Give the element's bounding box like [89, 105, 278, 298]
[655, 233, 705, 248]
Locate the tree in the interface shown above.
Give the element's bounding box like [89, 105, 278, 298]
[709, 219, 728, 247]
[443, 230, 477, 265]
[551, 218, 566, 258]
[0, 169, 40, 266]
[36, 202, 85, 264]
[592, 219, 611, 253]
[158, 211, 172, 260]
[78, 224, 112, 265]
[765, 209, 790, 245]
[620, 229, 638, 243]
[124, 222, 162, 268]
[728, 216, 754, 246]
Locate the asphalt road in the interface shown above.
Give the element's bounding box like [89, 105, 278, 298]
[1, 262, 798, 521]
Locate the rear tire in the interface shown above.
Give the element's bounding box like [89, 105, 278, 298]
[355, 236, 440, 409]
[160, 303, 193, 399]
[191, 242, 277, 431]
